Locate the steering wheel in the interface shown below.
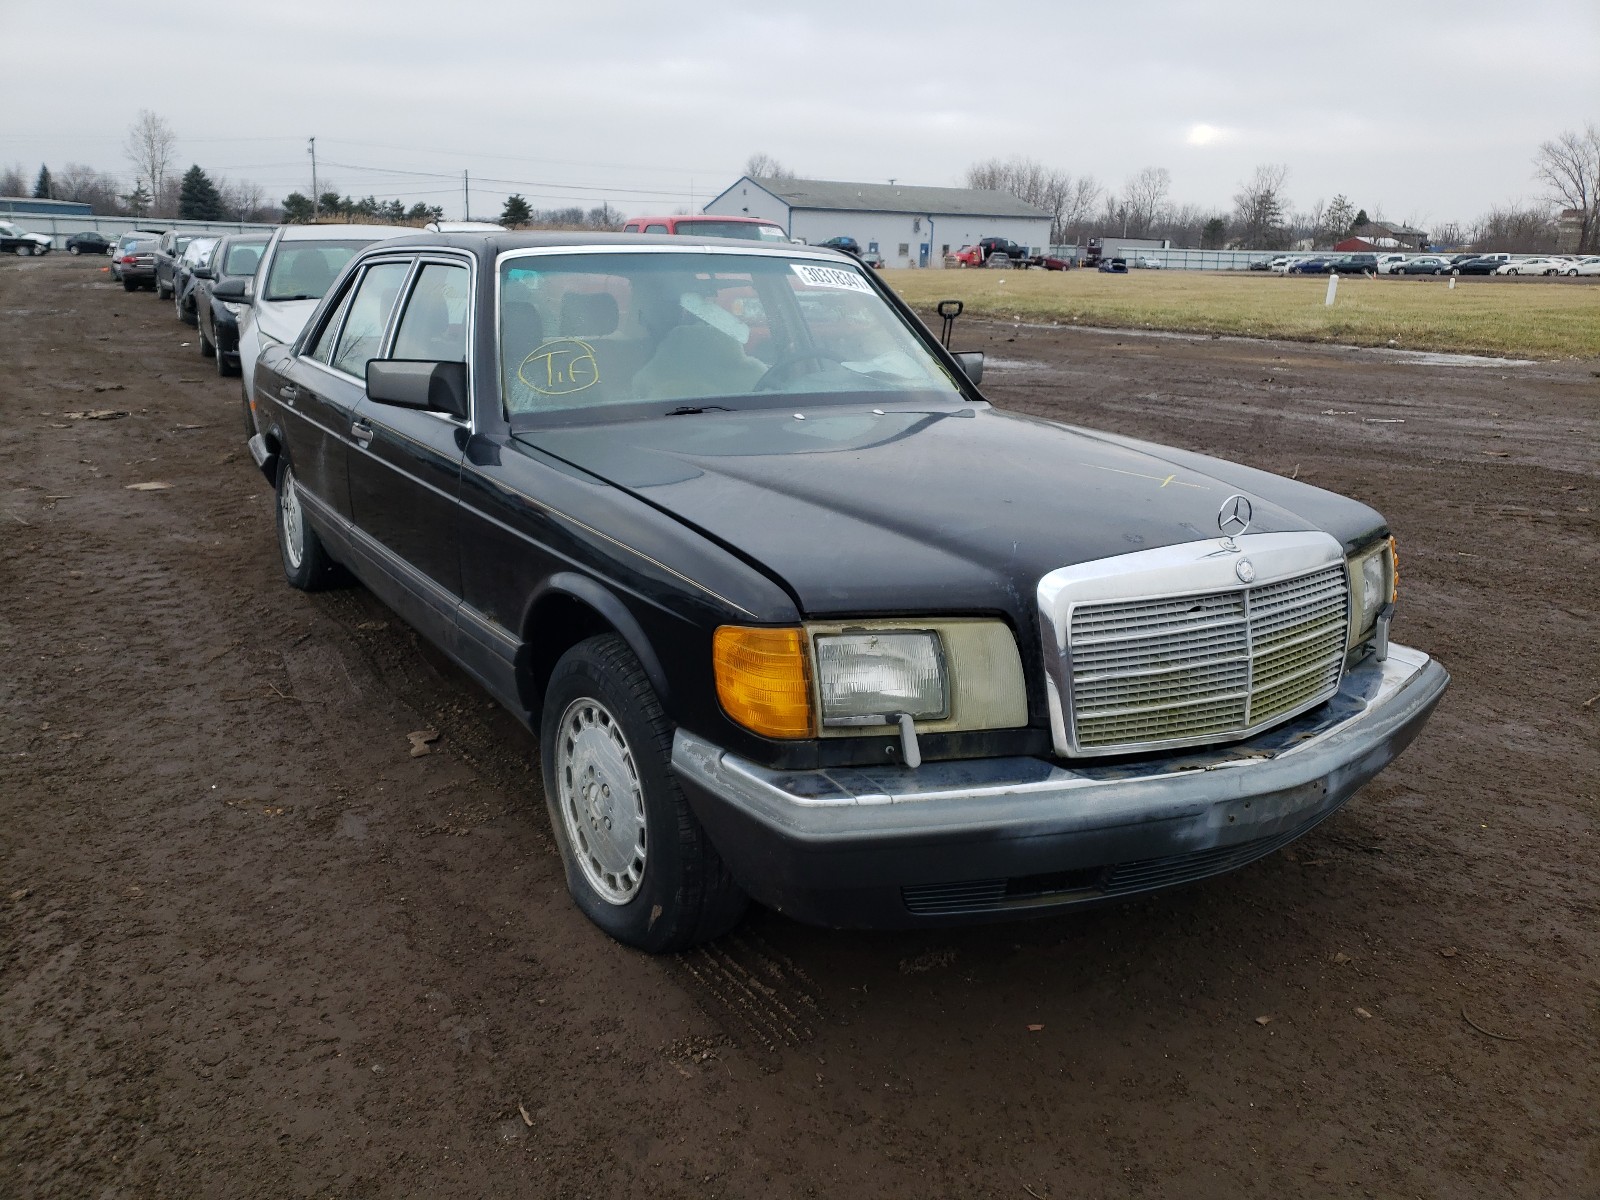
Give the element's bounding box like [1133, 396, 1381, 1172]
[754, 351, 839, 391]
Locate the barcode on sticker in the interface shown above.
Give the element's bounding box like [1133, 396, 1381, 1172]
[792, 264, 873, 294]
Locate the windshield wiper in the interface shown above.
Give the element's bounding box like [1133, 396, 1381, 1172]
[664, 404, 731, 416]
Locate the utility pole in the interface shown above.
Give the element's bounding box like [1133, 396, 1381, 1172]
[463, 170, 469, 221]
[308, 137, 318, 218]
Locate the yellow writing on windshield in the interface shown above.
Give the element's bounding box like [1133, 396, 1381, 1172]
[518, 339, 600, 394]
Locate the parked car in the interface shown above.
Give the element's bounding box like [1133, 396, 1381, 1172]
[1248, 258, 1273, 271]
[1496, 258, 1564, 276]
[1376, 254, 1408, 274]
[1328, 253, 1379, 274]
[109, 230, 162, 281]
[193, 234, 271, 375]
[1097, 256, 1128, 273]
[65, 231, 114, 255]
[1269, 257, 1295, 274]
[1037, 251, 1073, 271]
[621, 215, 790, 243]
[172, 236, 218, 325]
[1564, 256, 1600, 276]
[153, 231, 197, 299]
[978, 237, 1029, 264]
[1134, 256, 1164, 269]
[0, 220, 53, 256]
[1287, 257, 1332, 275]
[951, 245, 984, 267]
[1395, 256, 1451, 275]
[1448, 257, 1502, 276]
[228, 223, 407, 434]
[115, 239, 159, 291]
[818, 236, 865, 256]
[244, 231, 1447, 951]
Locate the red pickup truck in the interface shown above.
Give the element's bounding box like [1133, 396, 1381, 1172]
[621, 215, 790, 243]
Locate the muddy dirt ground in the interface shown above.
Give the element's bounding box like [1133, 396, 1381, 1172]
[3, 254, 1597, 1199]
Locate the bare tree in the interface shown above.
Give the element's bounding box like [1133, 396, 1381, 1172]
[2, 162, 31, 196]
[222, 178, 269, 221]
[964, 157, 1096, 243]
[1532, 123, 1600, 252]
[745, 153, 794, 181]
[1470, 203, 1558, 253]
[52, 162, 123, 214]
[1233, 164, 1291, 250]
[125, 110, 177, 216]
[1120, 167, 1171, 238]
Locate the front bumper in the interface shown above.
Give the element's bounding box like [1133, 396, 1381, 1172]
[672, 644, 1447, 928]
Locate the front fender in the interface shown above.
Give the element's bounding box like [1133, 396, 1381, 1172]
[518, 572, 675, 714]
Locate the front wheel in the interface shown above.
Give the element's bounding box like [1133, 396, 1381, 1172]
[69, 245, 80, 255]
[198, 322, 216, 358]
[1568, 269, 1578, 277]
[540, 635, 746, 952]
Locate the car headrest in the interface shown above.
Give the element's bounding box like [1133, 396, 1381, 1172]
[559, 291, 619, 337]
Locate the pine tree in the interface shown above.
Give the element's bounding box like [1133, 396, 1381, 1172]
[178, 165, 225, 220]
[281, 192, 315, 223]
[500, 193, 532, 228]
[122, 183, 152, 217]
[33, 164, 52, 199]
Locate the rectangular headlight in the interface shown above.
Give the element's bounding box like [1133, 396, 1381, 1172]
[815, 631, 948, 724]
[1347, 540, 1394, 644]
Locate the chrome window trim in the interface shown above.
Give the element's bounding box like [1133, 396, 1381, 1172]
[1037, 532, 1348, 758]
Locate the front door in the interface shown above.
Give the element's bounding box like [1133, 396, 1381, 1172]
[347, 258, 474, 603]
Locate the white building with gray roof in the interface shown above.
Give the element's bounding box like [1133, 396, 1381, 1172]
[703, 176, 1051, 268]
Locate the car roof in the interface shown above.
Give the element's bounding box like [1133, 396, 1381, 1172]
[277, 222, 411, 242]
[359, 230, 850, 259]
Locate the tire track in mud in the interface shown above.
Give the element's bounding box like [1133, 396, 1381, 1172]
[672, 931, 831, 1067]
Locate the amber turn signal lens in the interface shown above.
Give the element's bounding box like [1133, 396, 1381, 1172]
[1388, 535, 1399, 604]
[712, 626, 815, 739]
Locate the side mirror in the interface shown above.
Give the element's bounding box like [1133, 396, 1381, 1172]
[366, 360, 470, 421]
[212, 277, 248, 302]
[193, 266, 213, 280]
[953, 351, 984, 386]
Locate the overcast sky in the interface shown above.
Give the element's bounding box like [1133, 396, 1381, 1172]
[5, 0, 1596, 228]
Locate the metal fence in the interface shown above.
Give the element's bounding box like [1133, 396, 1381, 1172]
[1121, 248, 1292, 271]
[9, 213, 280, 249]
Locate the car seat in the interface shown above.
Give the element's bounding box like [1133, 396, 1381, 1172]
[631, 323, 766, 400]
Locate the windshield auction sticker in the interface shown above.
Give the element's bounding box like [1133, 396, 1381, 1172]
[791, 264, 874, 294]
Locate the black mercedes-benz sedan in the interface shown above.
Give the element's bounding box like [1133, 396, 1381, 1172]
[246, 232, 1447, 951]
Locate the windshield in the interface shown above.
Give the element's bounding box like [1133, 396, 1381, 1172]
[678, 220, 788, 243]
[223, 242, 265, 276]
[262, 239, 374, 302]
[499, 251, 960, 421]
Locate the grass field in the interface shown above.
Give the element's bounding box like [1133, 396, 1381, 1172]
[885, 268, 1600, 360]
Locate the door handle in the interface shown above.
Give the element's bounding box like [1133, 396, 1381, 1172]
[278, 384, 299, 404]
[350, 419, 375, 448]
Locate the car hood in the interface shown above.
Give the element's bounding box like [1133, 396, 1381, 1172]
[517, 402, 1384, 617]
[252, 298, 321, 347]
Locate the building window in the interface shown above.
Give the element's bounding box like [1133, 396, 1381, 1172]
[898, 243, 910, 257]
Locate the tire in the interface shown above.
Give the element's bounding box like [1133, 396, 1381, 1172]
[1451, 268, 1460, 275]
[218, 347, 238, 377]
[540, 634, 746, 952]
[198, 322, 216, 358]
[12, 246, 26, 256]
[240, 378, 256, 435]
[123, 279, 137, 292]
[1509, 268, 1519, 275]
[1568, 269, 1578, 277]
[69, 245, 80, 255]
[274, 461, 339, 591]
[156, 272, 169, 299]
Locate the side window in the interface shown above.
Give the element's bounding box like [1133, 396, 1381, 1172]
[308, 281, 357, 366]
[391, 262, 470, 364]
[330, 261, 411, 377]
[644, 223, 668, 234]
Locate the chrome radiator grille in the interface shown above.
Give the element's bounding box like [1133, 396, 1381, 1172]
[1067, 563, 1348, 752]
